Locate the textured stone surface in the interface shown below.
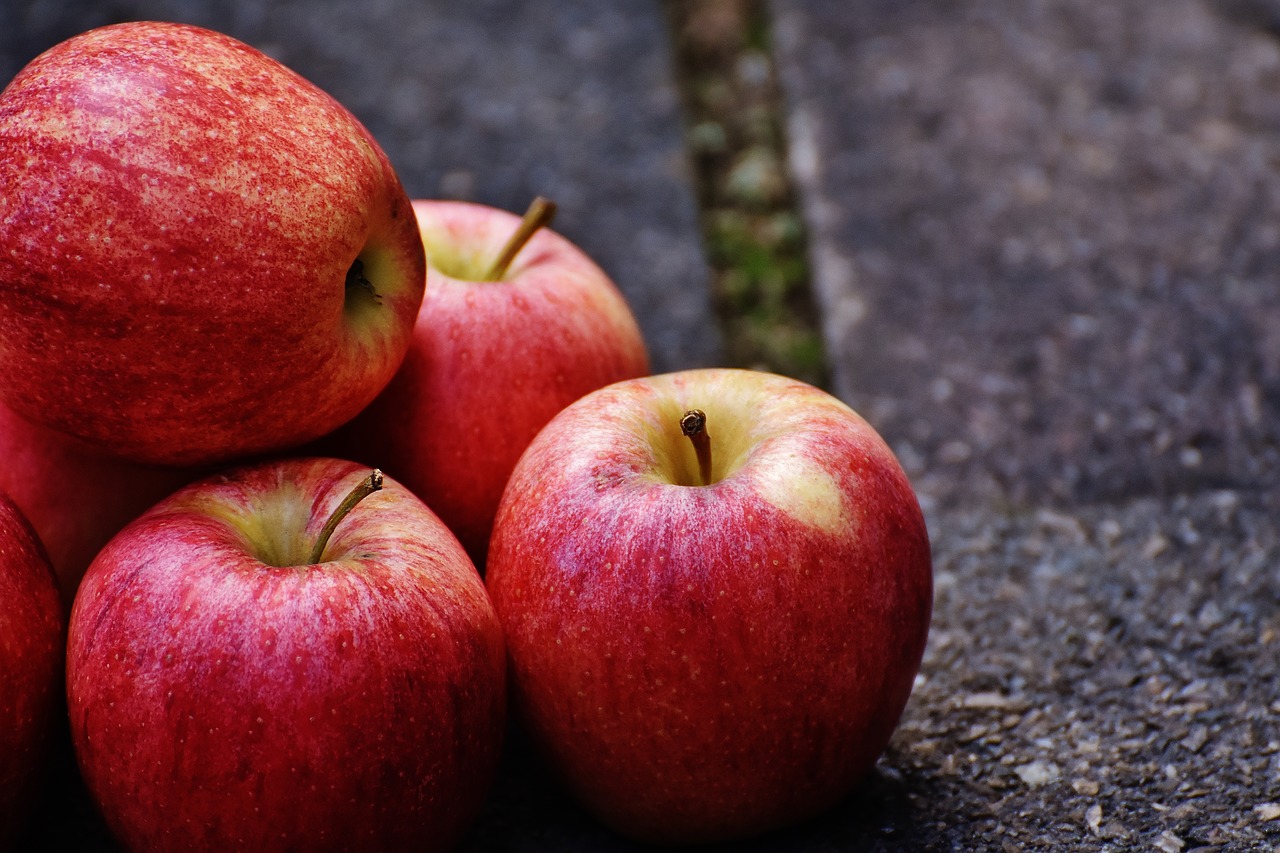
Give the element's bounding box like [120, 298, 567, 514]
[772, 0, 1280, 510]
[772, 0, 1280, 849]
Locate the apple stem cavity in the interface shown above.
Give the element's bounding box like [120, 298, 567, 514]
[484, 196, 557, 281]
[308, 469, 384, 565]
[345, 257, 382, 304]
[680, 410, 713, 487]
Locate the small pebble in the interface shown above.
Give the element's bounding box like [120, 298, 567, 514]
[1073, 778, 1101, 796]
[1255, 803, 1280, 821]
[1015, 761, 1059, 787]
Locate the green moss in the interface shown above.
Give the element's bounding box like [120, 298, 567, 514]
[666, 0, 829, 390]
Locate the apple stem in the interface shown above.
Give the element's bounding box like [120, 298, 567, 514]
[484, 196, 557, 281]
[308, 469, 384, 565]
[680, 410, 713, 486]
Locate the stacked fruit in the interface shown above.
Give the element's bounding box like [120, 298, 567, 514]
[0, 21, 932, 851]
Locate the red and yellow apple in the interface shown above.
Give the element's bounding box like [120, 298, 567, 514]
[0, 492, 65, 847]
[0, 22, 424, 466]
[67, 458, 505, 851]
[486, 368, 933, 844]
[0, 400, 199, 606]
[323, 198, 649, 564]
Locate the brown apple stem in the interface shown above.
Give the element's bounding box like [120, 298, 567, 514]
[484, 196, 557, 281]
[308, 469, 384, 564]
[680, 410, 713, 486]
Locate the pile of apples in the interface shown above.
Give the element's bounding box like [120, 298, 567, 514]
[0, 21, 933, 851]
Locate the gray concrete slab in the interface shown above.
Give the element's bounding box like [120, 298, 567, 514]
[772, 0, 1280, 848]
[773, 0, 1280, 510]
[1, 1, 720, 372]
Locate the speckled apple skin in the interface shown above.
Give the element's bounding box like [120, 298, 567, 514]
[66, 458, 505, 852]
[0, 23, 424, 466]
[0, 493, 65, 847]
[486, 369, 933, 844]
[323, 200, 650, 566]
[0, 400, 200, 607]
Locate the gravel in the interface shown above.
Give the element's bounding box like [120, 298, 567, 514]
[879, 493, 1280, 850]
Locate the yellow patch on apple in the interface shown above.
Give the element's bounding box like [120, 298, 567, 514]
[750, 450, 850, 536]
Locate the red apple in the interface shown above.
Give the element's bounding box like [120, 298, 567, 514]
[0, 400, 199, 606]
[67, 457, 505, 851]
[486, 368, 933, 844]
[0, 492, 65, 847]
[0, 22, 425, 466]
[323, 198, 649, 564]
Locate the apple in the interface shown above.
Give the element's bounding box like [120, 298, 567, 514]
[321, 197, 649, 565]
[66, 457, 506, 851]
[0, 22, 425, 466]
[0, 400, 200, 607]
[485, 368, 933, 844]
[0, 491, 65, 847]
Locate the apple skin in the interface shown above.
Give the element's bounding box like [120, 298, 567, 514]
[0, 400, 200, 607]
[321, 199, 650, 565]
[0, 492, 66, 847]
[66, 457, 505, 852]
[486, 368, 933, 844]
[0, 22, 425, 466]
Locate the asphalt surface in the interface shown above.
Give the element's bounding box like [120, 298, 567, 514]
[773, 0, 1280, 848]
